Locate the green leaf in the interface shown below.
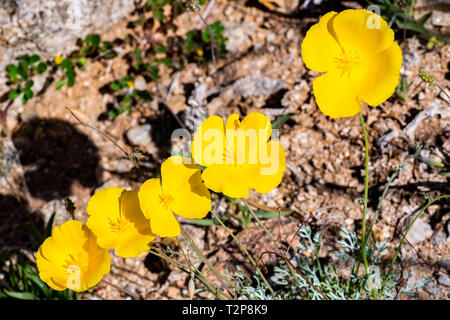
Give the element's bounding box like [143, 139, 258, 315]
[253, 210, 292, 219]
[157, 57, 172, 67]
[272, 113, 294, 129]
[202, 29, 211, 43]
[78, 57, 87, 67]
[61, 59, 73, 70]
[439, 172, 450, 177]
[3, 290, 37, 300]
[24, 88, 33, 99]
[55, 79, 66, 90]
[37, 62, 47, 74]
[418, 156, 444, 168]
[8, 262, 17, 289]
[8, 88, 21, 100]
[122, 95, 132, 106]
[28, 274, 52, 299]
[184, 31, 195, 52]
[154, 11, 165, 21]
[110, 82, 123, 91]
[45, 212, 56, 239]
[16, 54, 29, 62]
[17, 62, 29, 80]
[29, 55, 40, 63]
[25, 80, 34, 89]
[189, 213, 230, 226]
[154, 45, 167, 53]
[85, 34, 101, 46]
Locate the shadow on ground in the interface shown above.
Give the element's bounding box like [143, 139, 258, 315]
[0, 194, 44, 251]
[12, 118, 100, 201]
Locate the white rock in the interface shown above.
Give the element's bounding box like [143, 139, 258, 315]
[406, 218, 433, 245]
[126, 124, 152, 146]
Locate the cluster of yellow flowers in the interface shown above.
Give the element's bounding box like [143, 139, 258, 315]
[36, 112, 286, 292]
[36, 9, 402, 294]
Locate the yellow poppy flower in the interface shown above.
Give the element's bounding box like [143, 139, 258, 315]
[191, 113, 286, 198]
[54, 55, 63, 65]
[86, 186, 155, 258]
[138, 155, 211, 238]
[301, 9, 402, 118]
[36, 220, 110, 292]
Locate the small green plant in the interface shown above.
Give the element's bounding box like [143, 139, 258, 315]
[6, 55, 47, 104]
[107, 75, 153, 119]
[233, 225, 426, 300]
[184, 21, 228, 61]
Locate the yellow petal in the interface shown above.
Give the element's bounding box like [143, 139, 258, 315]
[36, 220, 110, 292]
[332, 9, 394, 58]
[312, 69, 361, 118]
[138, 178, 163, 220]
[202, 164, 251, 198]
[86, 186, 124, 249]
[222, 166, 251, 198]
[85, 230, 111, 288]
[114, 190, 155, 258]
[225, 113, 241, 130]
[169, 183, 211, 219]
[138, 178, 181, 237]
[240, 113, 272, 142]
[121, 190, 153, 233]
[115, 231, 155, 258]
[161, 155, 204, 196]
[356, 42, 402, 106]
[250, 140, 286, 193]
[192, 115, 225, 166]
[150, 205, 181, 237]
[301, 11, 342, 72]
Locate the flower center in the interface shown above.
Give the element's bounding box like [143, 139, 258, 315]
[64, 252, 89, 275]
[108, 216, 131, 234]
[159, 193, 174, 209]
[333, 51, 361, 78]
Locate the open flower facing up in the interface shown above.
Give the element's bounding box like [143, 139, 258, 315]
[86, 186, 155, 258]
[138, 155, 211, 238]
[301, 9, 402, 118]
[36, 220, 110, 292]
[191, 113, 286, 198]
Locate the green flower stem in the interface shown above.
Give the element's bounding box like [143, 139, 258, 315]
[210, 210, 276, 297]
[180, 229, 234, 296]
[242, 199, 305, 291]
[242, 199, 281, 249]
[358, 112, 371, 277]
[149, 247, 228, 300]
[378, 194, 450, 297]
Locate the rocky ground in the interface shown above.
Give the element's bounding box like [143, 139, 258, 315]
[0, 0, 449, 299]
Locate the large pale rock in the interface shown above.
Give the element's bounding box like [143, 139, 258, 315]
[0, 0, 135, 73]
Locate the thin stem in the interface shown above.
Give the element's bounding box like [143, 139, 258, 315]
[242, 199, 281, 249]
[366, 166, 401, 242]
[180, 229, 234, 298]
[210, 210, 276, 297]
[358, 112, 371, 277]
[149, 248, 228, 300]
[66, 107, 146, 180]
[379, 194, 450, 296]
[243, 199, 304, 291]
